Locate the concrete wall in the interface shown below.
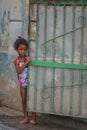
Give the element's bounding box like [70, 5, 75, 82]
[0, 0, 29, 110]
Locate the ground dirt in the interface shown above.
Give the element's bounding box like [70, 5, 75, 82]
[0, 106, 87, 130]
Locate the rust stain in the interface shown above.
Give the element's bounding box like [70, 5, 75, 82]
[25, 0, 29, 16]
[26, 0, 29, 4]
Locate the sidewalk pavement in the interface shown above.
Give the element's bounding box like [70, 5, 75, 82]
[0, 106, 87, 130]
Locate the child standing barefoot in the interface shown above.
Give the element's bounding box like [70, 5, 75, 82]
[14, 36, 36, 124]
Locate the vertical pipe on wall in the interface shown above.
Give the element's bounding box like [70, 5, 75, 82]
[51, 3, 57, 112]
[79, 4, 84, 115]
[60, 5, 66, 113]
[27, 0, 30, 110]
[33, 4, 39, 110]
[41, 3, 47, 112]
[27, 0, 30, 55]
[69, 5, 75, 114]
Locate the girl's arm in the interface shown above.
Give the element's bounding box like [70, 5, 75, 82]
[14, 56, 31, 74]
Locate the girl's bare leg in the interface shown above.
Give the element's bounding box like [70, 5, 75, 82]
[30, 112, 36, 125]
[20, 87, 29, 124]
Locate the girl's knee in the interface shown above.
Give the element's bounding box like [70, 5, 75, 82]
[22, 98, 26, 105]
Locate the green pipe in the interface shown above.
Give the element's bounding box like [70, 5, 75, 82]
[30, 0, 87, 5]
[71, 6, 75, 64]
[51, 4, 57, 112]
[70, 5, 75, 114]
[79, 5, 84, 115]
[62, 6, 65, 63]
[33, 5, 39, 110]
[27, 2, 31, 109]
[30, 61, 87, 70]
[60, 5, 66, 113]
[41, 3, 47, 112]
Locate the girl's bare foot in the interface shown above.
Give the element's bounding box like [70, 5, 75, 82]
[20, 118, 29, 124]
[30, 120, 36, 125]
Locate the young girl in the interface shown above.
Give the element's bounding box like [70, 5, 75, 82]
[14, 36, 36, 125]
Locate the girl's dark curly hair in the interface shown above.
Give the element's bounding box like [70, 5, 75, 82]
[14, 36, 28, 50]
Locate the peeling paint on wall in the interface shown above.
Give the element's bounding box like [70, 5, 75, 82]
[0, 10, 10, 52]
[21, 0, 29, 37]
[0, 0, 29, 110]
[1, 10, 7, 34]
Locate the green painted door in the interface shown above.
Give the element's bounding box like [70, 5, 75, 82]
[27, 0, 87, 118]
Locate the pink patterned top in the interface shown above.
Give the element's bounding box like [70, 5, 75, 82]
[16, 57, 28, 88]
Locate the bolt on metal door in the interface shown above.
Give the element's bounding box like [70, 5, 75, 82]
[27, 0, 87, 118]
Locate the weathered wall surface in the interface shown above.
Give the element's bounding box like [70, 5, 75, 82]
[0, 0, 29, 110]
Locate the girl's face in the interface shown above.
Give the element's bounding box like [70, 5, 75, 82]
[17, 44, 27, 57]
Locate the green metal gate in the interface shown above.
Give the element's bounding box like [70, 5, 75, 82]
[27, 0, 87, 118]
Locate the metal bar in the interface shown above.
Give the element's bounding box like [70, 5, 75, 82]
[42, 22, 87, 46]
[41, 3, 47, 112]
[41, 81, 87, 88]
[69, 5, 75, 114]
[51, 4, 57, 112]
[30, 61, 87, 70]
[27, 0, 30, 109]
[60, 5, 66, 113]
[61, 6, 65, 63]
[79, 5, 84, 115]
[71, 6, 75, 64]
[33, 5, 39, 110]
[30, 0, 87, 5]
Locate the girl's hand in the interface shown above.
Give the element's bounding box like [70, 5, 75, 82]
[14, 56, 31, 74]
[25, 56, 31, 64]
